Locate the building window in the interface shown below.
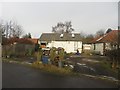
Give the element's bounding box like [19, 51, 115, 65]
[41, 43, 46, 48]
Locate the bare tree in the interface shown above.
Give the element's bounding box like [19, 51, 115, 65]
[1, 20, 23, 38]
[95, 29, 105, 37]
[52, 21, 74, 33]
[82, 34, 94, 43]
[0, 20, 6, 37]
[22, 33, 32, 38]
[106, 28, 112, 34]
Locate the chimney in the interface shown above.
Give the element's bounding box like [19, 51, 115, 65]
[60, 34, 63, 38]
[72, 33, 75, 38]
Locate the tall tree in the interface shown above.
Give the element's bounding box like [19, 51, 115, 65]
[0, 20, 8, 45]
[22, 33, 32, 38]
[65, 21, 74, 33]
[106, 28, 112, 34]
[1, 20, 23, 38]
[83, 34, 94, 43]
[52, 21, 74, 33]
[95, 29, 105, 37]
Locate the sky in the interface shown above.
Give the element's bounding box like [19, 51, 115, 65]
[1, 1, 119, 38]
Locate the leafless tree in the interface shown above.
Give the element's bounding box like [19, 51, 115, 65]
[82, 34, 94, 43]
[52, 21, 74, 33]
[95, 29, 105, 37]
[0, 20, 23, 38]
[22, 33, 32, 38]
[0, 20, 6, 37]
[106, 28, 112, 34]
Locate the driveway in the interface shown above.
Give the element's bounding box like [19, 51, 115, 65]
[2, 62, 118, 88]
[65, 55, 118, 79]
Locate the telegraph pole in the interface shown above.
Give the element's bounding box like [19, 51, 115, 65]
[118, 1, 120, 49]
[116, 1, 120, 70]
[0, 23, 2, 90]
[118, 26, 120, 49]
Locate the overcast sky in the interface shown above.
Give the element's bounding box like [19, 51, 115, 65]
[1, 2, 118, 38]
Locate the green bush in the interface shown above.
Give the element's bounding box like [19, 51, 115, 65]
[82, 50, 92, 55]
[105, 49, 119, 60]
[50, 47, 57, 61]
[105, 49, 120, 69]
[58, 48, 64, 60]
[35, 44, 40, 52]
[37, 50, 42, 61]
[25, 49, 34, 56]
[90, 51, 101, 55]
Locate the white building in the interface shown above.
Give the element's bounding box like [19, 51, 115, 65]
[91, 30, 119, 55]
[83, 44, 92, 50]
[39, 32, 82, 53]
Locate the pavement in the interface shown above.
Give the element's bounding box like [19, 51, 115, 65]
[2, 62, 119, 88]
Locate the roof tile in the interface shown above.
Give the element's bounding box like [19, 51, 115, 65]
[40, 32, 82, 41]
[91, 30, 119, 44]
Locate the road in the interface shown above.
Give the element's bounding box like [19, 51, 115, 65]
[2, 62, 118, 88]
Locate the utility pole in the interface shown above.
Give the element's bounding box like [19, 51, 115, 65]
[118, 26, 120, 49]
[118, 1, 120, 49]
[0, 24, 2, 90]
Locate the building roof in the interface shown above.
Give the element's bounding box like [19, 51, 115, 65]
[3, 38, 39, 45]
[40, 32, 82, 41]
[27, 38, 39, 44]
[91, 30, 119, 44]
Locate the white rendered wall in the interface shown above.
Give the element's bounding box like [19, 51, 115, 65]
[95, 43, 104, 55]
[91, 43, 104, 55]
[46, 41, 82, 53]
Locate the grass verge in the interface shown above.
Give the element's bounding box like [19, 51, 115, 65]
[31, 61, 74, 76]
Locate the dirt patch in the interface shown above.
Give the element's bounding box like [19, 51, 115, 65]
[66, 55, 118, 79]
[82, 58, 99, 63]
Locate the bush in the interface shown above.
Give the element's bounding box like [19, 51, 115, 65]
[105, 49, 120, 69]
[25, 49, 34, 56]
[90, 51, 101, 55]
[50, 47, 57, 61]
[105, 49, 119, 60]
[35, 44, 40, 52]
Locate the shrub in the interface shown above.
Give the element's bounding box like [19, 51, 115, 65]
[50, 47, 57, 61]
[105, 49, 120, 69]
[35, 44, 40, 52]
[90, 51, 101, 55]
[58, 48, 64, 60]
[36, 50, 42, 61]
[25, 49, 34, 56]
[105, 49, 119, 60]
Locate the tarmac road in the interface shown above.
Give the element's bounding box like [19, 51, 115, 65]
[2, 62, 118, 88]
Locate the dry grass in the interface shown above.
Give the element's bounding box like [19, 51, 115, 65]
[3, 58, 73, 76]
[32, 61, 73, 76]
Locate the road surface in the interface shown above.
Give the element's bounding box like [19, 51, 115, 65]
[2, 62, 118, 88]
